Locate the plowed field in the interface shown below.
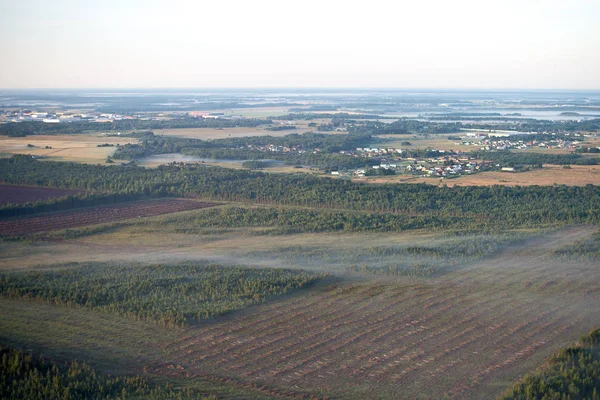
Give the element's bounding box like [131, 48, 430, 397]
[151, 228, 600, 399]
[0, 199, 220, 235]
[0, 184, 82, 205]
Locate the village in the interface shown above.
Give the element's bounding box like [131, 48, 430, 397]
[459, 135, 581, 151]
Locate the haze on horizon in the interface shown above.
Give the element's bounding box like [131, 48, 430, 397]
[1, 0, 599, 90]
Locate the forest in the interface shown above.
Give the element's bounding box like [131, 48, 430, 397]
[0, 118, 271, 137]
[348, 120, 463, 135]
[1, 156, 599, 228]
[0, 263, 325, 328]
[501, 328, 600, 400]
[0, 346, 209, 400]
[469, 151, 599, 166]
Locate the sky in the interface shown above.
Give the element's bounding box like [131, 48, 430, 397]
[1, 0, 599, 89]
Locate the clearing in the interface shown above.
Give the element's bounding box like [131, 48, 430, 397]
[0, 227, 597, 399]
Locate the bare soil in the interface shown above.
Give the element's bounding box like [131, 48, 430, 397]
[0, 199, 220, 235]
[0, 184, 83, 205]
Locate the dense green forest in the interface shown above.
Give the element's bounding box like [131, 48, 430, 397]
[0, 118, 271, 137]
[1, 156, 599, 228]
[0, 263, 325, 328]
[501, 328, 600, 400]
[0, 346, 208, 400]
[120, 206, 467, 234]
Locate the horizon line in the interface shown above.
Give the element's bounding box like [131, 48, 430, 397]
[1, 87, 600, 92]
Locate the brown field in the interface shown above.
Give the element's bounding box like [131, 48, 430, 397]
[0, 134, 137, 164]
[0, 227, 597, 399]
[0, 184, 83, 205]
[0, 199, 220, 236]
[355, 164, 600, 187]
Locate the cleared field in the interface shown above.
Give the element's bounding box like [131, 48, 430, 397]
[0, 184, 82, 205]
[0, 199, 220, 235]
[0, 134, 137, 164]
[0, 227, 597, 399]
[355, 164, 600, 187]
[150, 228, 599, 399]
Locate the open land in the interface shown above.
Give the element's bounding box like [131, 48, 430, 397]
[0, 134, 137, 164]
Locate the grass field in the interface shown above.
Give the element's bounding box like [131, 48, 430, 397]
[0, 134, 137, 164]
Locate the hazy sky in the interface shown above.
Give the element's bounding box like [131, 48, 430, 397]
[1, 0, 599, 89]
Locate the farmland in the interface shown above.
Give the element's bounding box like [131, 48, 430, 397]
[0, 134, 137, 164]
[0, 184, 82, 205]
[0, 199, 220, 235]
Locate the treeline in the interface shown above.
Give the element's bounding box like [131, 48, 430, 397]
[271, 113, 395, 120]
[501, 327, 600, 400]
[0, 345, 207, 399]
[0, 118, 271, 137]
[241, 160, 269, 169]
[471, 151, 599, 166]
[114, 131, 373, 159]
[345, 118, 600, 137]
[265, 125, 296, 131]
[181, 148, 375, 171]
[463, 118, 600, 133]
[0, 263, 325, 328]
[145, 206, 467, 234]
[349, 120, 463, 135]
[1, 156, 600, 226]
